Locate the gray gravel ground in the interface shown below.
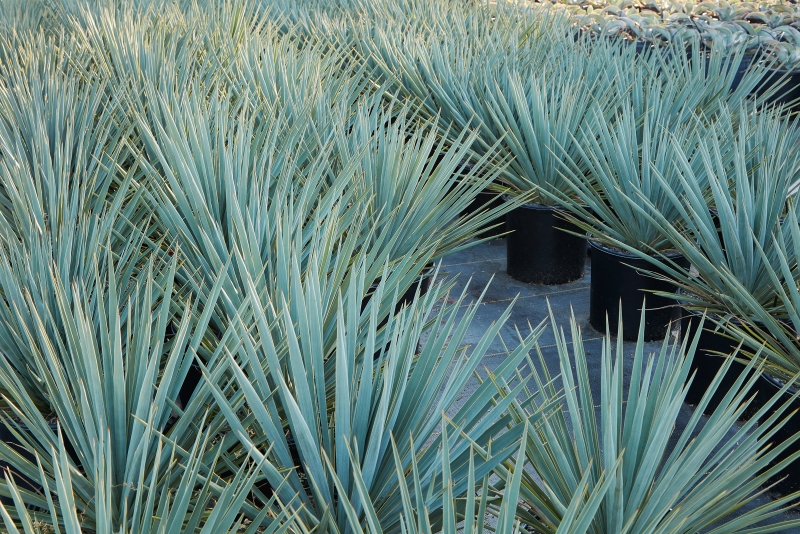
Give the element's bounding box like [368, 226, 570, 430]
[429, 237, 800, 533]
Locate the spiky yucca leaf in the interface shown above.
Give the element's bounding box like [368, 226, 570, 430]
[298, 421, 532, 534]
[0, 249, 261, 530]
[493, 307, 800, 534]
[202, 252, 552, 531]
[602, 104, 800, 318]
[551, 89, 706, 252]
[0, 422, 297, 533]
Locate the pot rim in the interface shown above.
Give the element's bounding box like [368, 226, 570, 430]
[760, 372, 800, 398]
[588, 239, 683, 261]
[681, 306, 748, 327]
[501, 195, 587, 211]
[762, 66, 800, 76]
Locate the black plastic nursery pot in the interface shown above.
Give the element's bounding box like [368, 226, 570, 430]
[756, 373, 800, 496]
[506, 203, 587, 285]
[681, 310, 757, 415]
[463, 189, 506, 238]
[756, 68, 800, 112]
[395, 267, 434, 312]
[632, 40, 673, 62]
[360, 266, 434, 315]
[683, 47, 756, 93]
[589, 242, 687, 342]
[457, 161, 506, 238]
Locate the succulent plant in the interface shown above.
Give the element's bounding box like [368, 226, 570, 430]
[493, 307, 800, 534]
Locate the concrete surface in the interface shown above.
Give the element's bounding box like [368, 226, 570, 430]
[433, 237, 800, 533]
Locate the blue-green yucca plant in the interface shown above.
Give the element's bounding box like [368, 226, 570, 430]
[0, 34, 153, 410]
[0, 422, 297, 533]
[0, 249, 275, 530]
[330, 97, 519, 258]
[356, 4, 585, 184]
[471, 57, 616, 203]
[202, 253, 551, 531]
[616, 104, 800, 319]
[134, 75, 514, 343]
[491, 307, 800, 533]
[67, 1, 211, 114]
[266, 303, 800, 533]
[551, 90, 705, 255]
[551, 41, 783, 248]
[716, 206, 800, 382]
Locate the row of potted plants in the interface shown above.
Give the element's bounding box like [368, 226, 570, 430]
[1, 0, 800, 531]
[348, 0, 800, 495]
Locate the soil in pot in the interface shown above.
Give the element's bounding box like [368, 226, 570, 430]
[589, 241, 687, 342]
[681, 310, 758, 417]
[506, 203, 587, 285]
[756, 373, 800, 496]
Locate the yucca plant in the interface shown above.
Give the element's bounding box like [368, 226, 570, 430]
[0, 35, 152, 409]
[285, 420, 533, 533]
[330, 97, 520, 259]
[356, 4, 580, 166]
[231, 22, 375, 151]
[452, 45, 618, 204]
[134, 78, 513, 339]
[551, 90, 705, 254]
[201, 251, 551, 531]
[0, 0, 52, 41]
[551, 39, 781, 252]
[715, 206, 800, 381]
[0, 249, 260, 530]
[491, 307, 800, 533]
[66, 0, 229, 124]
[0, 422, 298, 533]
[621, 104, 800, 318]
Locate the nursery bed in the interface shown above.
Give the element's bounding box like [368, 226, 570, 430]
[436, 238, 800, 532]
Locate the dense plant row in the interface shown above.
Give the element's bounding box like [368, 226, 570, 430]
[0, 0, 799, 532]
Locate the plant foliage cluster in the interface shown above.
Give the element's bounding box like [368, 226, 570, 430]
[0, 0, 799, 533]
